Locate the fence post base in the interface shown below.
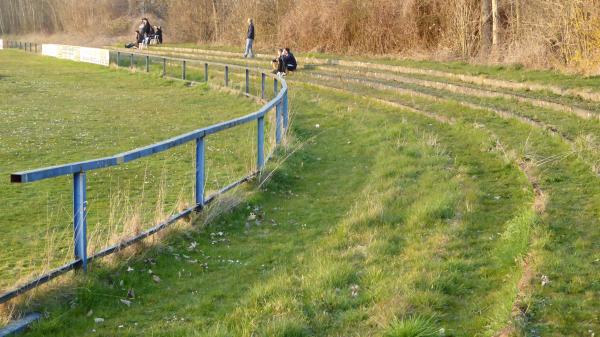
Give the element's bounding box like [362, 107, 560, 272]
[261, 73, 266, 100]
[73, 172, 88, 272]
[283, 91, 289, 130]
[195, 137, 205, 208]
[257, 117, 265, 170]
[245, 69, 250, 94]
[276, 103, 282, 145]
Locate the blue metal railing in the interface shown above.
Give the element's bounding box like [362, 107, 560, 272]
[1, 42, 290, 303]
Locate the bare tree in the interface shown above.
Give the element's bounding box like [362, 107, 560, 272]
[481, 0, 493, 55]
[492, 0, 499, 48]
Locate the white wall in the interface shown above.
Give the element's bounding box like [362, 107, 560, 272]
[42, 44, 109, 67]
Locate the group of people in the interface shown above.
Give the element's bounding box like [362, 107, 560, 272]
[243, 18, 298, 76]
[126, 18, 163, 49]
[125, 17, 298, 75]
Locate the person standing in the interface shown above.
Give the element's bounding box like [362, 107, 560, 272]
[154, 26, 163, 44]
[138, 19, 147, 47]
[243, 18, 255, 58]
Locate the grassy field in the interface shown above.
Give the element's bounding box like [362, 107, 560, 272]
[2, 46, 599, 337]
[154, 43, 600, 91]
[0, 50, 265, 293]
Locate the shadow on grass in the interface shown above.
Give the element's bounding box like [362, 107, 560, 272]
[11, 96, 378, 335]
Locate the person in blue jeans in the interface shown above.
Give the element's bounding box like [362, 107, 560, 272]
[243, 18, 255, 58]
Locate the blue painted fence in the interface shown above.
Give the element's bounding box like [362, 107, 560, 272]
[0, 42, 290, 304]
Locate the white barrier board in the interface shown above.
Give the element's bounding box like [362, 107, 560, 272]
[42, 44, 109, 67]
[42, 44, 61, 58]
[80, 47, 110, 66]
[0, 39, 3, 50]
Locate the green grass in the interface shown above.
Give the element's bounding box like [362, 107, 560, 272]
[303, 69, 600, 172]
[153, 42, 600, 91]
[18, 81, 536, 336]
[0, 50, 264, 291]
[301, 75, 599, 336]
[2, 45, 599, 337]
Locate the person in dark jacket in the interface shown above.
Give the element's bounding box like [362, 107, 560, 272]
[138, 19, 147, 44]
[138, 18, 154, 48]
[145, 19, 155, 37]
[243, 18, 255, 58]
[126, 30, 141, 48]
[277, 48, 297, 75]
[154, 26, 163, 44]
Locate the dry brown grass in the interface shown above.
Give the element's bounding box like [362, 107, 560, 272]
[3, 0, 600, 72]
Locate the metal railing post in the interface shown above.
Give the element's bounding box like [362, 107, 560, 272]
[73, 172, 88, 271]
[204, 63, 208, 82]
[276, 103, 282, 145]
[182, 60, 186, 80]
[34, 43, 37, 53]
[195, 137, 205, 208]
[274, 78, 279, 96]
[145, 55, 150, 72]
[162, 58, 166, 77]
[130, 53, 134, 69]
[225, 66, 229, 86]
[245, 69, 250, 94]
[116, 52, 120, 67]
[283, 91, 289, 130]
[257, 117, 265, 170]
[261, 73, 266, 100]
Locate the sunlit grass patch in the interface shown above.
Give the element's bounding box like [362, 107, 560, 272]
[0, 49, 262, 295]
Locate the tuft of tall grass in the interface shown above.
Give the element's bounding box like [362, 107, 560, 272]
[383, 315, 440, 337]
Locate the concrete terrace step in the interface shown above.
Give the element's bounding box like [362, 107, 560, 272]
[143, 46, 600, 103]
[115, 47, 600, 116]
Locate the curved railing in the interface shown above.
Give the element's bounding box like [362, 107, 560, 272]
[0, 41, 289, 303]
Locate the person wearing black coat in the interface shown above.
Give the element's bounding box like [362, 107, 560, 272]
[277, 48, 298, 75]
[138, 19, 147, 44]
[243, 18, 255, 58]
[154, 26, 163, 44]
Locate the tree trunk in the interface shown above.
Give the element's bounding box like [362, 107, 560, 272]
[481, 0, 492, 55]
[211, 0, 219, 42]
[492, 0, 499, 48]
[128, 0, 136, 16]
[514, 0, 520, 37]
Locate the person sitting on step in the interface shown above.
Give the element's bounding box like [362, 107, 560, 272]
[276, 48, 297, 76]
[272, 48, 284, 74]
